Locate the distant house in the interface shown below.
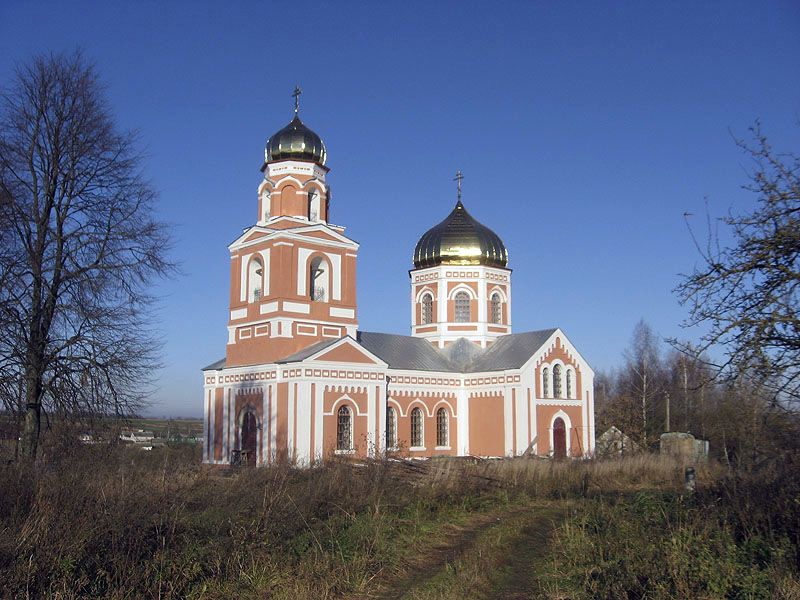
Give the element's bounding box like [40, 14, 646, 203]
[120, 430, 154, 443]
[596, 426, 640, 457]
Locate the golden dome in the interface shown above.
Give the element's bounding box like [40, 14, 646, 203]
[265, 114, 327, 166]
[413, 200, 508, 269]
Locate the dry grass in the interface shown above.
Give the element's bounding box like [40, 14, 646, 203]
[0, 438, 778, 599]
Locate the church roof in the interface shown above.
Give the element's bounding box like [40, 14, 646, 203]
[202, 329, 558, 374]
[202, 357, 226, 371]
[275, 338, 341, 363]
[356, 331, 455, 371]
[465, 329, 557, 372]
[358, 329, 557, 373]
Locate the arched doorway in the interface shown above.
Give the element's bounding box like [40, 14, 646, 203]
[241, 411, 257, 466]
[553, 417, 567, 459]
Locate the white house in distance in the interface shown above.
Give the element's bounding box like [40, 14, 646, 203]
[202, 92, 595, 466]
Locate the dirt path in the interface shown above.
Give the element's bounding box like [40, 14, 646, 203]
[370, 501, 570, 600]
[487, 505, 568, 599]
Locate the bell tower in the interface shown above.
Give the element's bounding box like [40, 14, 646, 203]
[410, 172, 512, 348]
[225, 89, 359, 366]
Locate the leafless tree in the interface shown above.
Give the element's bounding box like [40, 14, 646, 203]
[675, 123, 800, 406]
[0, 51, 174, 461]
[621, 319, 663, 445]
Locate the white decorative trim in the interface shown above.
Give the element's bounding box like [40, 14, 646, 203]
[230, 308, 248, 320]
[549, 410, 572, 457]
[329, 307, 355, 319]
[283, 301, 311, 314]
[503, 387, 513, 457]
[325, 251, 342, 301]
[325, 394, 362, 416]
[260, 301, 279, 314]
[447, 283, 478, 300]
[239, 253, 251, 302]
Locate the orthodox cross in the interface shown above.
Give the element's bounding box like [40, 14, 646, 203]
[292, 86, 302, 114]
[454, 170, 464, 201]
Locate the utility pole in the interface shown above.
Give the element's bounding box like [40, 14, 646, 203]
[665, 391, 670, 433]
[682, 355, 689, 430]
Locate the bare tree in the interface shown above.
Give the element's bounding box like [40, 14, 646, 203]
[675, 123, 800, 405]
[0, 51, 174, 460]
[621, 319, 663, 445]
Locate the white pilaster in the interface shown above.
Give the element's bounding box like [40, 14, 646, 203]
[203, 389, 210, 463]
[367, 385, 376, 457]
[269, 384, 277, 462]
[377, 381, 386, 455]
[222, 388, 229, 462]
[314, 383, 324, 461]
[513, 387, 524, 455]
[503, 386, 513, 457]
[287, 382, 295, 463]
[261, 385, 269, 465]
[294, 381, 312, 466]
[457, 387, 469, 456]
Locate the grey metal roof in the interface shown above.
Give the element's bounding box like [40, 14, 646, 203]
[276, 337, 341, 363]
[357, 329, 557, 373]
[202, 357, 226, 371]
[444, 337, 484, 371]
[356, 331, 455, 371]
[466, 329, 557, 372]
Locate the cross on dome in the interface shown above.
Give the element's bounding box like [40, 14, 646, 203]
[292, 85, 302, 114]
[454, 169, 464, 202]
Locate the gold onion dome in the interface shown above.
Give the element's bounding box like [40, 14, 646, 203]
[413, 200, 508, 269]
[265, 114, 327, 166]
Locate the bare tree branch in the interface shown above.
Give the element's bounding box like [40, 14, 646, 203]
[0, 51, 175, 460]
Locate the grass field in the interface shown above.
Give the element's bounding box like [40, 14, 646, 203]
[123, 417, 203, 438]
[0, 440, 797, 599]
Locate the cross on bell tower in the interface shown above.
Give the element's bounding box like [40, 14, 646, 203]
[292, 85, 302, 114]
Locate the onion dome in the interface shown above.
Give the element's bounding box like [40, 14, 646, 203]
[265, 114, 327, 166]
[413, 200, 508, 269]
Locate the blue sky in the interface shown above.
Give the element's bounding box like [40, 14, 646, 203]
[2, 1, 799, 417]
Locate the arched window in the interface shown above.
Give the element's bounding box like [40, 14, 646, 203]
[553, 364, 562, 398]
[248, 258, 263, 302]
[336, 405, 352, 451]
[421, 293, 434, 325]
[310, 256, 330, 302]
[454, 291, 471, 323]
[490, 292, 502, 324]
[542, 367, 550, 398]
[436, 408, 448, 447]
[566, 369, 573, 399]
[410, 407, 424, 447]
[386, 406, 397, 449]
[308, 188, 321, 221]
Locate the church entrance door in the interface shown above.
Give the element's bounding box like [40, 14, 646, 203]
[241, 411, 257, 466]
[553, 418, 567, 459]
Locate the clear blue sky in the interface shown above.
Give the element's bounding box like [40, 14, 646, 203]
[2, 1, 799, 417]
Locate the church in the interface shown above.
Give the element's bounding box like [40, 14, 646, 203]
[202, 92, 595, 466]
